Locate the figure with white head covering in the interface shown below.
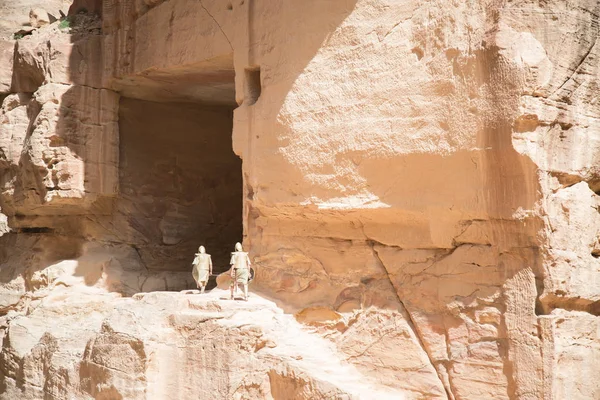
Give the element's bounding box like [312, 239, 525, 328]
[192, 245, 212, 293]
[230, 242, 251, 301]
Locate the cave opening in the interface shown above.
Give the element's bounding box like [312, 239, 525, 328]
[116, 63, 241, 287]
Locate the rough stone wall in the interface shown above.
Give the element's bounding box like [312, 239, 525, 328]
[0, 0, 599, 399]
[230, 0, 600, 398]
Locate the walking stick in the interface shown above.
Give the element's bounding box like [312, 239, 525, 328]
[232, 268, 237, 296]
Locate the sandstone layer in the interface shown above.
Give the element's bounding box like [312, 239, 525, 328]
[1, 0, 599, 399]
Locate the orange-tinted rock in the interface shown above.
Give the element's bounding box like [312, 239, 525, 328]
[1, 1, 599, 399]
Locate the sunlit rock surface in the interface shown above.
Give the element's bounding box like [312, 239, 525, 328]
[1, 0, 599, 399]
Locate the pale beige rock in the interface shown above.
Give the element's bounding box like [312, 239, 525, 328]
[0, 0, 71, 38]
[0, 15, 117, 227]
[102, 0, 235, 104]
[540, 310, 600, 400]
[0, 93, 31, 168]
[0, 83, 119, 220]
[540, 182, 600, 305]
[0, 0, 599, 399]
[0, 289, 403, 400]
[29, 8, 51, 28]
[334, 308, 447, 398]
[0, 39, 13, 93]
[11, 16, 103, 91]
[0, 210, 8, 235]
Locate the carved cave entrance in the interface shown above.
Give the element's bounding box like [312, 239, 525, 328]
[117, 62, 241, 286]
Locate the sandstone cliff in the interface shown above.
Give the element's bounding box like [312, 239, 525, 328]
[0, 0, 599, 399]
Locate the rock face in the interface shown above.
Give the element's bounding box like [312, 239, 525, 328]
[0, 1, 71, 38]
[0, 0, 599, 399]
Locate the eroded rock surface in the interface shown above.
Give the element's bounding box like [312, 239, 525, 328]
[1, 289, 411, 399]
[0, 0, 599, 399]
[0, 0, 71, 39]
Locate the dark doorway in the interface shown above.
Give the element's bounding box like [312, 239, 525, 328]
[117, 98, 242, 279]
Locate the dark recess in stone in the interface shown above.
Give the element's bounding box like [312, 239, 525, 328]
[17, 227, 54, 234]
[245, 67, 261, 105]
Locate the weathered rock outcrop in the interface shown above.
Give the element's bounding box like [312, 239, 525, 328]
[0, 0, 599, 399]
[0, 1, 71, 39]
[1, 289, 416, 399]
